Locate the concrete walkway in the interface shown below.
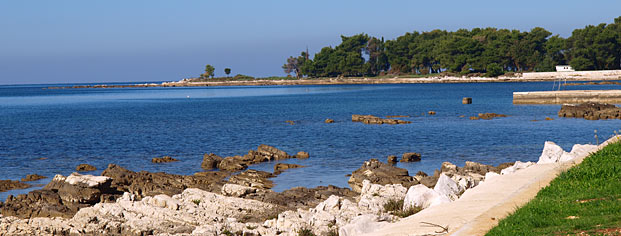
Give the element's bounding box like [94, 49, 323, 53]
[363, 136, 620, 236]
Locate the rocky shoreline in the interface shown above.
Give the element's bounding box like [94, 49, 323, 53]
[42, 72, 621, 90]
[0, 140, 598, 236]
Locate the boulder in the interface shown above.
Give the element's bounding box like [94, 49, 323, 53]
[537, 141, 566, 164]
[0, 180, 30, 192]
[75, 164, 96, 172]
[348, 159, 416, 193]
[221, 184, 257, 197]
[402, 184, 451, 211]
[560, 144, 598, 162]
[201, 153, 223, 170]
[228, 170, 275, 189]
[151, 156, 178, 163]
[558, 102, 621, 120]
[44, 173, 113, 204]
[387, 155, 398, 163]
[274, 163, 305, 174]
[295, 151, 310, 159]
[400, 152, 421, 162]
[462, 97, 472, 104]
[433, 173, 464, 201]
[21, 174, 47, 182]
[217, 155, 249, 171]
[357, 180, 407, 214]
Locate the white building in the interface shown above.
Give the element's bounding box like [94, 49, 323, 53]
[555, 65, 575, 72]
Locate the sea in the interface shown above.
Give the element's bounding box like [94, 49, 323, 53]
[1, 81, 620, 201]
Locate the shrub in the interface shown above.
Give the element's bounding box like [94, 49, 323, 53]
[383, 199, 422, 218]
[297, 227, 316, 236]
[485, 63, 504, 77]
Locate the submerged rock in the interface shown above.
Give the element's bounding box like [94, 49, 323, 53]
[348, 158, 416, 193]
[274, 163, 305, 174]
[0, 180, 30, 192]
[75, 164, 96, 172]
[151, 156, 178, 163]
[295, 151, 310, 159]
[21, 174, 47, 182]
[352, 114, 411, 125]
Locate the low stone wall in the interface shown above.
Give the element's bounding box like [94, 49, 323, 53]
[513, 90, 621, 104]
[521, 70, 621, 80]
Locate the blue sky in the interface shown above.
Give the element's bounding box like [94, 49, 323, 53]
[1, 1, 619, 85]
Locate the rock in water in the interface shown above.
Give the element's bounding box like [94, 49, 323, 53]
[351, 114, 411, 125]
[75, 164, 96, 172]
[325, 118, 335, 123]
[0, 180, 30, 192]
[558, 102, 621, 120]
[295, 151, 310, 159]
[21, 174, 47, 182]
[201, 153, 223, 170]
[273, 163, 305, 174]
[400, 152, 421, 162]
[462, 97, 472, 104]
[348, 158, 416, 193]
[387, 155, 398, 163]
[151, 156, 178, 163]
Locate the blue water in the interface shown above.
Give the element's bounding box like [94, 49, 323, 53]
[2, 82, 620, 201]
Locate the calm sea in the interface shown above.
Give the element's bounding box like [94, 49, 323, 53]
[1, 82, 620, 201]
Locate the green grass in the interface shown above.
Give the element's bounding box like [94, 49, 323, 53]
[486, 141, 621, 236]
[383, 199, 422, 218]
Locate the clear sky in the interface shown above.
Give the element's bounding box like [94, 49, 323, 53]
[1, 0, 619, 85]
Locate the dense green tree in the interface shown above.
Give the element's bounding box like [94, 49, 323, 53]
[224, 68, 231, 77]
[202, 64, 215, 78]
[284, 16, 621, 78]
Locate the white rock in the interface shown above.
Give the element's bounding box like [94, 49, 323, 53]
[537, 141, 567, 164]
[339, 214, 389, 236]
[560, 144, 598, 162]
[358, 180, 407, 214]
[484, 172, 500, 182]
[433, 173, 464, 201]
[221, 183, 256, 197]
[500, 161, 535, 175]
[402, 184, 451, 211]
[64, 173, 111, 187]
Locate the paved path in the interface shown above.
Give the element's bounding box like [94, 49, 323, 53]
[363, 136, 619, 236]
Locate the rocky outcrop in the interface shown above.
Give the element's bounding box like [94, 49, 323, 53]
[274, 163, 305, 174]
[0, 180, 30, 192]
[0, 173, 118, 218]
[537, 141, 598, 164]
[348, 159, 417, 193]
[400, 152, 421, 162]
[295, 151, 310, 159]
[470, 113, 508, 120]
[75, 164, 96, 172]
[217, 145, 297, 171]
[558, 102, 621, 120]
[200, 153, 223, 170]
[228, 170, 275, 189]
[21, 174, 47, 182]
[101, 164, 226, 199]
[151, 156, 178, 163]
[352, 114, 411, 125]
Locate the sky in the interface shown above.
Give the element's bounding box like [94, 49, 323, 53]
[1, 0, 620, 85]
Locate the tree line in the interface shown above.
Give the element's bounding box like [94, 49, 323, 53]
[283, 17, 621, 78]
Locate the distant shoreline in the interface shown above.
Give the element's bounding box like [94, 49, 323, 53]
[45, 70, 621, 89]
